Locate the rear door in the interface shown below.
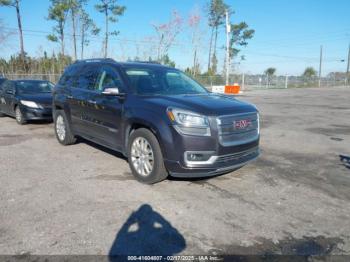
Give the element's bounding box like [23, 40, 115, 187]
[0, 81, 16, 116]
[87, 65, 125, 150]
[68, 64, 100, 136]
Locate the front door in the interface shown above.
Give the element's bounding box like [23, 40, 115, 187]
[87, 65, 125, 150]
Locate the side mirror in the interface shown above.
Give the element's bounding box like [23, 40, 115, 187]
[102, 87, 124, 96]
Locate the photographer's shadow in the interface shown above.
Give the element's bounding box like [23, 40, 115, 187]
[109, 204, 186, 257]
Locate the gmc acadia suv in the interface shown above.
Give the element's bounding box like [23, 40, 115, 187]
[52, 59, 260, 184]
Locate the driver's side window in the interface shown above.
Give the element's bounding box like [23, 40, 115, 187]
[95, 66, 123, 92]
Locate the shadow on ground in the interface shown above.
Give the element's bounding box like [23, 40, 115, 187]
[108, 204, 186, 259]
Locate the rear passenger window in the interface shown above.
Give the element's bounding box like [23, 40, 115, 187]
[77, 65, 100, 90]
[58, 65, 81, 87]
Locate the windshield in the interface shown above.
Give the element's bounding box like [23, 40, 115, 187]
[124, 67, 208, 95]
[16, 81, 54, 94]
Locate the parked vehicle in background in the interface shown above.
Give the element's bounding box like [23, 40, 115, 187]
[52, 59, 260, 184]
[0, 77, 7, 86]
[0, 80, 54, 124]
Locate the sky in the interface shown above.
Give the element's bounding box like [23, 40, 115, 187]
[0, 0, 349, 76]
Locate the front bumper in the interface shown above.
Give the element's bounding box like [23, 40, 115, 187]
[20, 105, 53, 120]
[165, 142, 259, 178]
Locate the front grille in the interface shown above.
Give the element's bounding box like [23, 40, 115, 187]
[217, 112, 259, 146]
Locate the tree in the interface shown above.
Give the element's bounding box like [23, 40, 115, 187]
[67, 0, 86, 60]
[79, 10, 100, 59]
[0, 0, 25, 58]
[229, 22, 255, 59]
[188, 8, 202, 76]
[0, 19, 14, 47]
[207, 0, 227, 72]
[265, 67, 276, 86]
[151, 10, 182, 62]
[265, 67, 276, 77]
[160, 54, 175, 67]
[95, 0, 126, 58]
[302, 67, 317, 79]
[47, 0, 70, 56]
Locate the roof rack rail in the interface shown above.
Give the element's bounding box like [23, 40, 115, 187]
[132, 60, 161, 65]
[74, 58, 116, 64]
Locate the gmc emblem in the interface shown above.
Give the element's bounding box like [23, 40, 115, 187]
[234, 119, 252, 129]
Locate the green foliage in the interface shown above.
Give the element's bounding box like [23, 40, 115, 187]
[229, 22, 255, 59]
[207, 0, 227, 28]
[160, 54, 175, 67]
[47, 0, 70, 54]
[302, 67, 317, 78]
[265, 67, 276, 76]
[95, 0, 126, 27]
[0, 0, 15, 7]
[47, 34, 58, 42]
[0, 52, 72, 76]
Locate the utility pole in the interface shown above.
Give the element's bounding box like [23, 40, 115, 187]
[347, 43, 350, 85]
[318, 45, 323, 88]
[225, 10, 230, 86]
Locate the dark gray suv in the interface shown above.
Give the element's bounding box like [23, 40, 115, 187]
[53, 59, 260, 184]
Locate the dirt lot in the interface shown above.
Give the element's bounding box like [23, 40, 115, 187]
[0, 87, 349, 256]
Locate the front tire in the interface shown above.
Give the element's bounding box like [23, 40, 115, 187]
[54, 110, 76, 145]
[128, 128, 168, 184]
[15, 106, 26, 125]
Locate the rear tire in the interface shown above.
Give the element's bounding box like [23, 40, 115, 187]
[15, 106, 26, 125]
[128, 128, 168, 184]
[54, 110, 76, 145]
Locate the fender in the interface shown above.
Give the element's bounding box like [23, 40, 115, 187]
[123, 107, 174, 160]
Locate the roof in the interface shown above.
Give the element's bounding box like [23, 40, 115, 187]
[73, 58, 175, 70]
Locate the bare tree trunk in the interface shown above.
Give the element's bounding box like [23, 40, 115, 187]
[60, 24, 65, 57]
[72, 10, 77, 60]
[207, 26, 214, 72]
[81, 24, 85, 59]
[193, 49, 197, 76]
[213, 26, 218, 61]
[104, 8, 108, 58]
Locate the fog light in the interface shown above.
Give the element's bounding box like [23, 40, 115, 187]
[185, 152, 213, 162]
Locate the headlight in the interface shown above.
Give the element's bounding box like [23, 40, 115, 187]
[20, 100, 42, 109]
[167, 108, 211, 136]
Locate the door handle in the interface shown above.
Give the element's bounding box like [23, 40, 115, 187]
[88, 100, 97, 105]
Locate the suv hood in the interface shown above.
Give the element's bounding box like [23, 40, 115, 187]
[143, 93, 257, 116]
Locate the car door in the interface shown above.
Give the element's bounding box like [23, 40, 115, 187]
[87, 65, 125, 150]
[68, 64, 100, 136]
[0, 81, 16, 116]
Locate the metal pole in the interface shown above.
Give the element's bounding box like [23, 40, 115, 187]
[319, 45, 323, 88]
[225, 10, 230, 86]
[285, 75, 288, 89]
[242, 73, 245, 90]
[346, 43, 350, 86]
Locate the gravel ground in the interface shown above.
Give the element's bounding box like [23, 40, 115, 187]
[0, 87, 349, 256]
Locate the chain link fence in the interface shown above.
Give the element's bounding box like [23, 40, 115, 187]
[2, 73, 349, 90]
[195, 74, 349, 91]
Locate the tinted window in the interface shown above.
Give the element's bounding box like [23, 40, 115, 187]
[58, 65, 81, 86]
[77, 65, 100, 90]
[15, 81, 53, 94]
[2, 80, 15, 93]
[95, 66, 123, 92]
[124, 68, 207, 95]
